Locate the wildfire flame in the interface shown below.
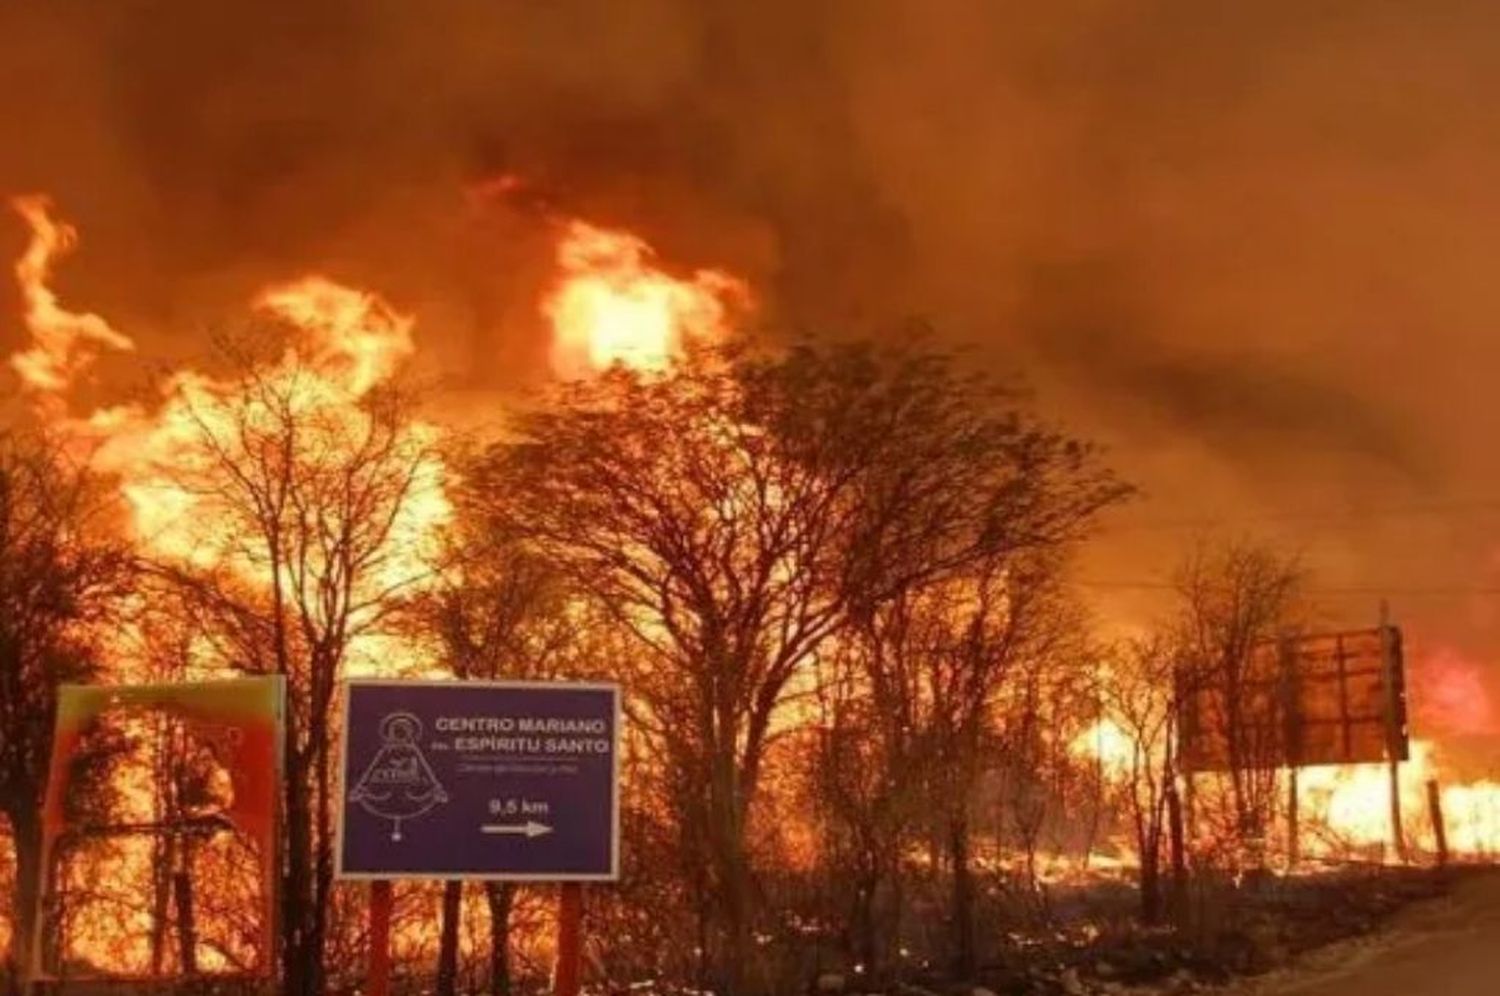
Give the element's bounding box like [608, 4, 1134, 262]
[254, 276, 416, 396]
[1075, 716, 1500, 865]
[542, 219, 746, 378]
[9, 195, 134, 395]
[5, 198, 454, 973]
[6, 199, 443, 580]
[1295, 740, 1500, 860]
[14, 188, 1496, 977]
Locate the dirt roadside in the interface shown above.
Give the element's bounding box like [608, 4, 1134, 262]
[1222, 868, 1500, 996]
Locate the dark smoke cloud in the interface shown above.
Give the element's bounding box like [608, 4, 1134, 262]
[4, 0, 1500, 747]
[1018, 258, 1424, 476]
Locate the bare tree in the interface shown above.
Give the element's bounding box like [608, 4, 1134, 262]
[147, 339, 441, 995]
[1096, 636, 1179, 923]
[410, 496, 577, 996]
[475, 339, 1126, 992]
[1173, 539, 1303, 870]
[988, 608, 1098, 906]
[0, 429, 133, 986]
[810, 641, 932, 979]
[472, 345, 858, 994]
[802, 343, 1122, 978]
[924, 566, 1090, 977]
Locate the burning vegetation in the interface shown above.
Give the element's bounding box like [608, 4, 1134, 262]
[0, 196, 1497, 996]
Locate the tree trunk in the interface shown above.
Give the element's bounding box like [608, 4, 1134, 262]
[283, 741, 316, 996]
[1166, 782, 1188, 925]
[852, 865, 879, 975]
[150, 832, 171, 975]
[309, 732, 334, 996]
[436, 880, 463, 996]
[694, 873, 712, 994]
[5, 806, 42, 986]
[887, 851, 906, 980]
[709, 746, 752, 995]
[948, 813, 976, 980]
[716, 843, 753, 996]
[174, 860, 198, 975]
[1138, 836, 1161, 925]
[485, 882, 514, 996]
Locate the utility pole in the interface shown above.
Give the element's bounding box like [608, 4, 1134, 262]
[1286, 768, 1300, 870]
[1280, 634, 1300, 870]
[1380, 600, 1407, 863]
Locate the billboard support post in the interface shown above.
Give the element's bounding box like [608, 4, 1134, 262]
[1427, 779, 1449, 869]
[554, 882, 584, 996]
[1379, 601, 1407, 863]
[1286, 767, 1300, 870]
[369, 880, 393, 996]
[1279, 634, 1300, 870]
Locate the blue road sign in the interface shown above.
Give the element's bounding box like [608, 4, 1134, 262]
[336, 679, 620, 880]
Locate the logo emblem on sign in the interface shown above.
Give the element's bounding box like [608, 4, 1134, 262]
[349, 712, 448, 840]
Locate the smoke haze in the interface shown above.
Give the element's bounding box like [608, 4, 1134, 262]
[4, 0, 1500, 756]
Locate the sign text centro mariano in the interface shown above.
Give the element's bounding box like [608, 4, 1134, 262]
[337, 679, 620, 880]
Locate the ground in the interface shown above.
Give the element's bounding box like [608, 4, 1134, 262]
[1226, 868, 1500, 996]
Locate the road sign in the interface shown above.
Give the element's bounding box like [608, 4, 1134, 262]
[336, 679, 620, 880]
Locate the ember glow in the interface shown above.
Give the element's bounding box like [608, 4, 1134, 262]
[543, 219, 746, 378]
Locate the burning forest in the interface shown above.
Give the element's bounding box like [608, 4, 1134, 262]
[5, 5, 1500, 996]
[0, 187, 1496, 996]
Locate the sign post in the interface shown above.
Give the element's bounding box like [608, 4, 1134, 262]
[554, 882, 584, 996]
[337, 679, 621, 993]
[369, 880, 393, 996]
[1427, 779, 1449, 869]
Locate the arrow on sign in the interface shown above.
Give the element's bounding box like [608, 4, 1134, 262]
[481, 820, 553, 838]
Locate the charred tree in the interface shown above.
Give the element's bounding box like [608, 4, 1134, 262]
[1173, 540, 1303, 870]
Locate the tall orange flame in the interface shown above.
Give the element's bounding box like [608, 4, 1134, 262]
[1075, 717, 1500, 864]
[9, 196, 134, 394]
[255, 276, 415, 396]
[542, 220, 746, 378]
[5, 199, 452, 973]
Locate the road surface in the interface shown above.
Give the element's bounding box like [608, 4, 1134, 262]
[1235, 869, 1500, 996]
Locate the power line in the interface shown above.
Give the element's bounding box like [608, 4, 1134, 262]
[1081, 496, 1500, 598]
[1099, 497, 1500, 534]
[1072, 578, 1500, 599]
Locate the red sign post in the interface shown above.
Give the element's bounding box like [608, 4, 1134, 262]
[554, 882, 584, 996]
[369, 880, 394, 996]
